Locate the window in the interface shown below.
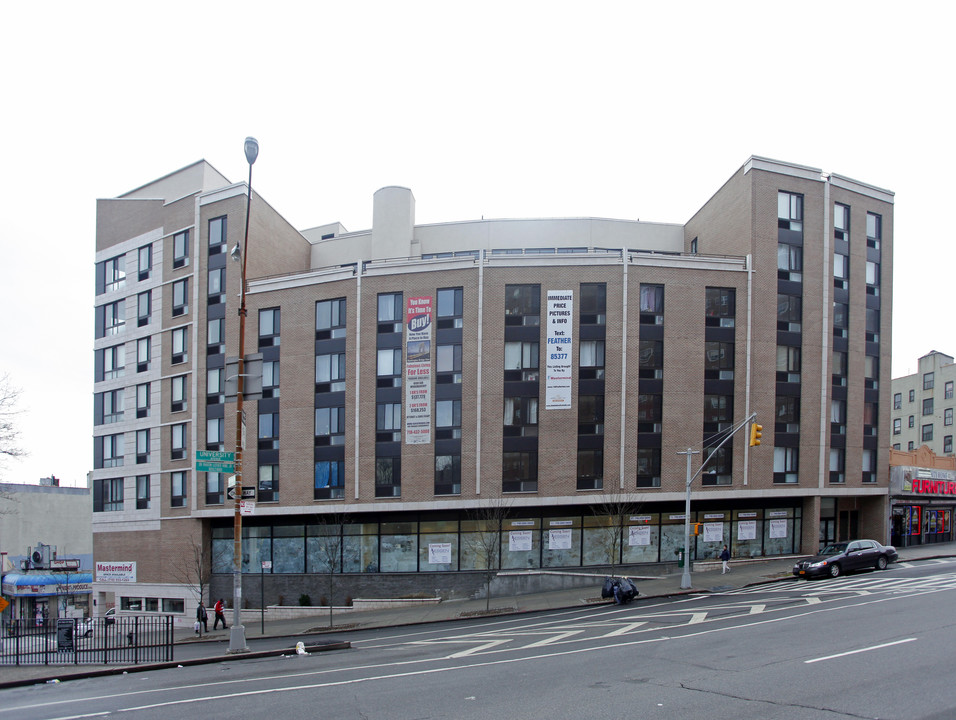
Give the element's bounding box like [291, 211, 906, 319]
[171, 471, 186, 507]
[376, 402, 402, 442]
[946, 408, 953, 427]
[206, 418, 224, 449]
[833, 253, 848, 285]
[578, 395, 605, 435]
[701, 446, 732, 486]
[171, 423, 187, 460]
[705, 341, 734, 380]
[377, 293, 403, 333]
[639, 339, 663, 379]
[104, 255, 126, 292]
[258, 412, 279, 450]
[833, 203, 849, 241]
[503, 396, 538, 436]
[908, 441, 915, 451]
[504, 341, 539, 381]
[894, 393, 902, 410]
[208, 268, 224, 303]
[208, 216, 226, 254]
[136, 475, 150, 509]
[909, 389, 916, 403]
[637, 394, 662, 432]
[580, 283, 606, 325]
[172, 278, 188, 317]
[102, 300, 125, 336]
[832, 302, 848, 337]
[776, 396, 800, 427]
[773, 447, 799, 483]
[703, 395, 732, 427]
[316, 298, 347, 339]
[437, 287, 463, 329]
[579, 340, 605, 379]
[946, 381, 954, 400]
[923, 398, 934, 416]
[315, 460, 345, 500]
[829, 448, 845, 484]
[162, 598, 185, 613]
[866, 261, 880, 293]
[97, 433, 124, 469]
[865, 308, 880, 343]
[705, 287, 735, 327]
[945, 436, 953, 454]
[136, 383, 150, 418]
[777, 245, 803, 281]
[864, 402, 878, 434]
[909, 415, 915, 428]
[777, 294, 801, 332]
[502, 451, 537, 493]
[435, 455, 461, 495]
[258, 464, 278, 502]
[173, 230, 189, 268]
[636, 448, 661, 488]
[832, 350, 847, 387]
[436, 344, 462, 384]
[893, 418, 901, 435]
[172, 327, 188, 364]
[262, 360, 279, 398]
[922, 424, 934, 442]
[136, 337, 150, 372]
[103, 344, 125, 380]
[138, 245, 152, 281]
[259, 308, 280, 347]
[375, 457, 401, 497]
[504, 285, 540, 326]
[924, 372, 935, 390]
[99, 388, 124, 424]
[206, 472, 223, 505]
[690, 237, 698, 253]
[207, 318, 224, 350]
[577, 449, 603, 490]
[639, 284, 664, 323]
[207, 368, 223, 402]
[862, 449, 877, 483]
[136, 428, 149, 464]
[436, 399, 462, 440]
[866, 212, 881, 250]
[831, 398, 846, 433]
[315, 406, 345, 445]
[94, 478, 124, 512]
[137, 291, 151, 327]
[864, 355, 879, 390]
[777, 346, 801, 382]
[778, 191, 803, 231]
[315, 352, 346, 392]
[171, 375, 187, 412]
[377, 348, 403, 387]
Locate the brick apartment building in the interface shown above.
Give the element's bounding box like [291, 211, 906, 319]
[91, 155, 893, 618]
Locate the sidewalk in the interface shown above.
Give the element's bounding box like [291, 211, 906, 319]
[3, 541, 952, 688]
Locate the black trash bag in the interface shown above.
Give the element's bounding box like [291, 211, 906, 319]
[620, 577, 639, 602]
[601, 576, 616, 599]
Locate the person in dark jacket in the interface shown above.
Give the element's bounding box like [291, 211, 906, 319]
[720, 545, 731, 574]
[196, 601, 209, 633]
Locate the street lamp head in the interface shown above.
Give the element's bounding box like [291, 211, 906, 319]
[230, 243, 242, 262]
[244, 137, 259, 166]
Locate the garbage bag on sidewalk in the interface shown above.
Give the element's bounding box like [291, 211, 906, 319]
[601, 576, 616, 599]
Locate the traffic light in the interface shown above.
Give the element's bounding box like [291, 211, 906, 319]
[749, 422, 763, 447]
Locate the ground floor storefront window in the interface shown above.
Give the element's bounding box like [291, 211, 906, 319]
[891, 504, 952, 547]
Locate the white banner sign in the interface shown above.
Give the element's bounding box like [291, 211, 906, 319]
[737, 520, 757, 541]
[629, 526, 651, 546]
[769, 518, 788, 539]
[509, 530, 533, 552]
[428, 543, 452, 565]
[545, 290, 573, 409]
[703, 522, 724, 543]
[548, 528, 572, 550]
[405, 296, 433, 444]
[95, 562, 136, 583]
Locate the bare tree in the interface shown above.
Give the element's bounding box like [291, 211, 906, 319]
[0, 374, 26, 479]
[465, 494, 512, 612]
[311, 511, 349, 628]
[170, 537, 224, 607]
[590, 487, 643, 577]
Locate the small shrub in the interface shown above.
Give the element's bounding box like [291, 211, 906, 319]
[298, 594, 312, 607]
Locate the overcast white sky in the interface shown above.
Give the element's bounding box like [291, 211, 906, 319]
[0, 1, 951, 488]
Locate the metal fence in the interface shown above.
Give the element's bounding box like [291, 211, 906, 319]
[1, 616, 175, 666]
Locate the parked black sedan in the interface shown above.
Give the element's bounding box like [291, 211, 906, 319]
[792, 539, 898, 579]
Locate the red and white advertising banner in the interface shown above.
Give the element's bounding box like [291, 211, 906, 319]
[405, 296, 433, 445]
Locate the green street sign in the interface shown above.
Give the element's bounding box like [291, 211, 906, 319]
[196, 450, 235, 473]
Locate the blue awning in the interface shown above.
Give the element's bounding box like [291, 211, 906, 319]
[1, 573, 93, 597]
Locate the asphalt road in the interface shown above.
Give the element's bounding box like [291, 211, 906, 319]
[3, 557, 956, 719]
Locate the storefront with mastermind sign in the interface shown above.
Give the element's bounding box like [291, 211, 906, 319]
[889, 447, 956, 547]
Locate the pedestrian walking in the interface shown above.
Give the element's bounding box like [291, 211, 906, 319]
[720, 544, 731, 574]
[213, 598, 228, 630]
[196, 601, 208, 634]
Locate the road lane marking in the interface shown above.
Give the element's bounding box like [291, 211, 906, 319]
[804, 638, 917, 664]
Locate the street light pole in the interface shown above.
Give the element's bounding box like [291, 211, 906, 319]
[229, 136, 258, 653]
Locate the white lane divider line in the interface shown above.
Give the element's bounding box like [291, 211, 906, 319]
[804, 637, 917, 664]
